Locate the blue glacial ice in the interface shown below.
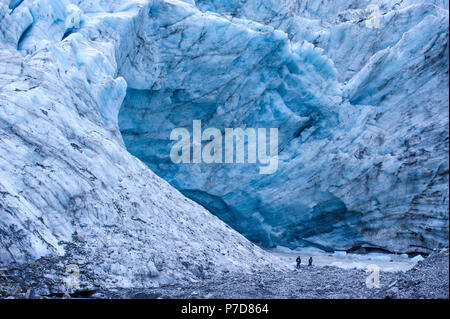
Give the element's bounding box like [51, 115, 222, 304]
[118, 0, 449, 254]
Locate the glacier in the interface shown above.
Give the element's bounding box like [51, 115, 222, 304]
[0, 0, 448, 291]
[119, 0, 449, 254]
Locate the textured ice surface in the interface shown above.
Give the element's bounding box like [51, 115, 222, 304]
[118, 0, 449, 254]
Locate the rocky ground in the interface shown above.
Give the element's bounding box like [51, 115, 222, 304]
[1, 247, 448, 299]
[374, 246, 450, 299]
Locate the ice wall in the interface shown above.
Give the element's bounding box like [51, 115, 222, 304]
[119, 0, 449, 254]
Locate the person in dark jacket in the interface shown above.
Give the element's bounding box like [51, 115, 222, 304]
[296, 256, 301, 269]
[308, 257, 313, 266]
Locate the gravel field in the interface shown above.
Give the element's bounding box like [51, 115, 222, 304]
[1, 247, 447, 299]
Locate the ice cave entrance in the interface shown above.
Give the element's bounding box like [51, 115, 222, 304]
[117, 89, 423, 272]
[118, 88, 358, 250]
[117, 88, 267, 244]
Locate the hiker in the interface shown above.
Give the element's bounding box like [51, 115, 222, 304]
[296, 256, 301, 269]
[308, 257, 313, 266]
